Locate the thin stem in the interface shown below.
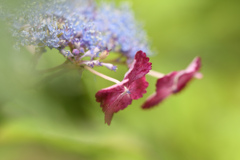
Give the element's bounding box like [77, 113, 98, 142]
[101, 59, 126, 65]
[148, 70, 165, 78]
[101, 54, 126, 65]
[84, 66, 121, 84]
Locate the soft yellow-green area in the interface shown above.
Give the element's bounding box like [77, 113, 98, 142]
[0, 0, 240, 160]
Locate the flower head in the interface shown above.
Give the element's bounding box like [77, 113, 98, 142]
[8, 0, 103, 59]
[2, 0, 203, 125]
[5, 0, 153, 72]
[142, 57, 202, 109]
[94, 3, 152, 59]
[96, 51, 152, 125]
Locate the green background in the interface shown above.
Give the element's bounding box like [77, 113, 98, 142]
[0, 0, 240, 160]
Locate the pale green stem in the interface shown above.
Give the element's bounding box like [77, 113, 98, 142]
[84, 66, 120, 84]
[148, 70, 165, 78]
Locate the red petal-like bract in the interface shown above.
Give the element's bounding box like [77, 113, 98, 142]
[96, 51, 152, 125]
[124, 51, 152, 84]
[142, 57, 202, 109]
[96, 79, 132, 125]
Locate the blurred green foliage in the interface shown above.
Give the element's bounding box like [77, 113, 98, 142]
[0, 0, 240, 160]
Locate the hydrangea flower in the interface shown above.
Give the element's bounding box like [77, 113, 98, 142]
[7, 0, 151, 65]
[142, 57, 202, 109]
[96, 51, 151, 125]
[94, 3, 152, 59]
[9, 0, 103, 58]
[3, 0, 202, 125]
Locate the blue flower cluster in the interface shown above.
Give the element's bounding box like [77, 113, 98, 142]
[7, 0, 152, 68]
[11, 0, 100, 56]
[95, 2, 151, 58]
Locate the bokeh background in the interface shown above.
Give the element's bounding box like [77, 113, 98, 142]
[0, 0, 240, 160]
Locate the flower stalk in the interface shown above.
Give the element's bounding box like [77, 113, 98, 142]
[84, 66, 121, 84]
[148, 70, 165, 78]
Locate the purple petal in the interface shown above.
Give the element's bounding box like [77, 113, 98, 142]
[95, 50, 152, 125]
[95, 79, 131, 125]
[124, 51, 152, 84]
[142, 57, 202, 109]
[129, 76, 149, 100]
[142, 72, 177, 109]
[174, 57, 201, 92]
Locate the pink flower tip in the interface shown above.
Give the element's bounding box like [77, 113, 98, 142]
[142, 57, 202, 109]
